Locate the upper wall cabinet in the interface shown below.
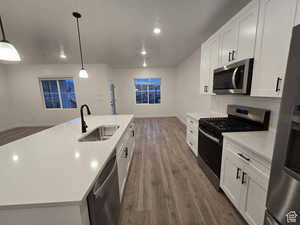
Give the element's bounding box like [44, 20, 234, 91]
[251, 0, 298, 97]
[295, 1, 300, 26]
[200, 34, 220, 95]
[219, 0, 259, 66]
[200, 42, 210, 95]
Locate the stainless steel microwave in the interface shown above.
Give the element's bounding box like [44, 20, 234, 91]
[213, 58, 254, 95]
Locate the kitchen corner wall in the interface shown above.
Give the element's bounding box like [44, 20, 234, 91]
[175, 48, 212, 124]
[4, 64, 113, 127]
[175, 47, 282, 132]
[111, 68, 176, 117]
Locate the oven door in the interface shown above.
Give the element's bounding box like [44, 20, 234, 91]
[213, 58, 253, 95]
[198, 127, 222, 178]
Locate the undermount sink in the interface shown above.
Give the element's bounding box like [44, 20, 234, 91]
[79, 125, 120, 142]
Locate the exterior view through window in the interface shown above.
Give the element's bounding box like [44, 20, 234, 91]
[134, 78, 161, 104]
[40, 78, 77, 109]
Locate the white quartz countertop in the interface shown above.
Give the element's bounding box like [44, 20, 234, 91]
[186, 112, 227, 120]
[0, 115, 133, 208]
[223, 131, 277, 163]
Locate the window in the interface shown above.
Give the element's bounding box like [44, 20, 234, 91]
[40, 78, 77, 109]
[134, 78, 161, 104]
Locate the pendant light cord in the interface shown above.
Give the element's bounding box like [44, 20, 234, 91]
[75, 17, 84, 69]
[0, 16, 7, 41]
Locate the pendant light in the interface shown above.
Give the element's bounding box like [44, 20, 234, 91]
[73, 12, 88, 78]
[0, 16, 21, 61]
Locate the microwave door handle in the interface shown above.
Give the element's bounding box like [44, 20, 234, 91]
[232, 67, 238, 89]
[199, 128, 220, 143]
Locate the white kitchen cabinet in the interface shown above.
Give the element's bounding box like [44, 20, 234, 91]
[240, 162, 269, 225]
[221, 148, 246, 209]
[208, 35, 220, 94]
[117, 123, 135, 200]
[200, 42, 210, 95]
[251, 0, 298, 97]
[220, 138, 270, 225]
[200, 34, 220, 95]
[295, 0, 300, 26]
[186, 115, 199, 156]
[219, 0, 258, 65]
[220, 21, 238, 65]
[235, 0, 259, 61]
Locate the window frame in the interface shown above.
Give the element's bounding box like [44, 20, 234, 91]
[39, 77, 78, 110]
[134, 77, 161, 105]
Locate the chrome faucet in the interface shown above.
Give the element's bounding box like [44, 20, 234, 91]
[80, 104, 91, 133]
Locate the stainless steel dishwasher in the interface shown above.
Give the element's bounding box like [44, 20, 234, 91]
[87, 151, 120, 225]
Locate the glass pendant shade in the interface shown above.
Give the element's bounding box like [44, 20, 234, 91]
[79, 68, 88, 78]
[0, 41, 21, 61]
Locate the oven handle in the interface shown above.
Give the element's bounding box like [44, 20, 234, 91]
[198, 128, 220, 143]
[232, 67, 238, 89]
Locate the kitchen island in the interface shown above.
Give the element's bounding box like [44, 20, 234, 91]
[0, 114, 134, 225]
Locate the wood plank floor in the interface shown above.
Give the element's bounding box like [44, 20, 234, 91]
[118, 117, 247, 225]
[0, 127, 50, 146]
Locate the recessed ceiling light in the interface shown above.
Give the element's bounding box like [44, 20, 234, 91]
[143, 61, 147, 67]
[153, 27, 161, 35]
[60, 53, 67, 59]
[141, 49, 147, 55]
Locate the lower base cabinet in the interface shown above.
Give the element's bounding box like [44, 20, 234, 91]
[220, 139, 270, 225]
[186, 115, 199, 156]
[117, 122, 135, 200]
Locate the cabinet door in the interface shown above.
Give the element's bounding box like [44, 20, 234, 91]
[294, 0, 300, 26]
[235, 0, 259, 61]
[208, 35, 220, 94]
[200, 43, 210, 95]
[117, 144, 128, 198]
[240, 163, 269, 225]
[220, 22, 238, 66]
[220, 149, 245, 209]
[251, 0, 297, 97]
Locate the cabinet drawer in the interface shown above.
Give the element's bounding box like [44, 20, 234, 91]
[187, 134, 198, 154]
[187, 117, 198, 129]
[223, 138, 270, 177]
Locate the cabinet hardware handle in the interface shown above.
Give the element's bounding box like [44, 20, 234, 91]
[238, 153, 250, 161]
[132, 130, 135, 137]
[228, 52, 232, 62]
[242, 172, 247, 184]
[276, 77, 282, 92]
[236, 168, 241, 179]
[124, 147, 128, 158]
[232, 50, 235, 61]
[190, 130, 193, 134]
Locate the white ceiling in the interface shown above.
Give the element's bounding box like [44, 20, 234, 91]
[0, 0, 250, 68]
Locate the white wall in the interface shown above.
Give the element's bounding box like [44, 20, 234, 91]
[6, 64, 112, 127]
[175, 48, 212, 123]
[111, 68, 176, 117]
[0, 64, 14, 131]
[175, 46, 281, 131]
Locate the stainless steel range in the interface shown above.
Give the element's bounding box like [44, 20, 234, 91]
[198, 105, 270, 189]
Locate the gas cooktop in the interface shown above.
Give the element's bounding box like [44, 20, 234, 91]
[199, 117, 266, 133]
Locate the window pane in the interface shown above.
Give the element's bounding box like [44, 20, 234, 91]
[141, 92, 148, 103]
[135, 84, 142, 91]
[136, 91, 142, 104]
[149, 84, 156, 91]
[154, 84, 160, 91]
[155, 91, 161, 103]
[41, 80, 61, 108]
[134, 78, 160, 104]
[149, 91, 155, 104]
[58, 80, 77, 108]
